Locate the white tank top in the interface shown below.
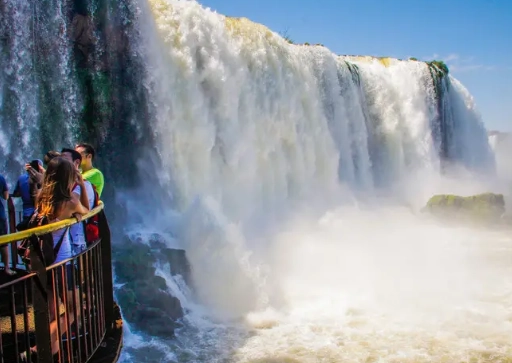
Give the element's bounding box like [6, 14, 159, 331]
[52, 225, 72, 264]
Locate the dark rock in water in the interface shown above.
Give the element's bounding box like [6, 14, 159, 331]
[114, 238, 155, 281]
[162, 248, 192, 285]
[133, 307, 180, 339]
[149, 235, 193, 286]
[113, 234, 190, 338]
[422, 193, 506, 225]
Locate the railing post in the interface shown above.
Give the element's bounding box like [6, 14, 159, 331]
[29, 238, 53, 362]
[98, 210, 115, 333]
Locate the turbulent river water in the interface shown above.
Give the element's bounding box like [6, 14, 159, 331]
[121, 206, 512, 363]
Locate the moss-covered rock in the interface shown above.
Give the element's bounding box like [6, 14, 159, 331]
[113, 234, 191, 338]
[422, 193, 506, 225]
[427, 60, 449, 78]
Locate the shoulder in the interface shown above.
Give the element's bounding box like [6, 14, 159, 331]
[87, 168, 103, 178]
[92, 168, 104, 178]
[72, 183, 81, 195]
[85, 180, 94, 192]
[17, 174, 27, 184]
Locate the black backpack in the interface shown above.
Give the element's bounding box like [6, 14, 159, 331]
[17, 213, 69, 267]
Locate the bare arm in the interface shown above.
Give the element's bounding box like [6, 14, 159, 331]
[70, 194, 89, 215]
[75, 173, 90, 212]
[2, 191, 8, 200]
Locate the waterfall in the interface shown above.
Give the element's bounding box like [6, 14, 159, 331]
[138, 0, 494, 218]
[128, 0, 498, 328]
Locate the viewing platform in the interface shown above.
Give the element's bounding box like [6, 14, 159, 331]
[0, 200, 123, 363]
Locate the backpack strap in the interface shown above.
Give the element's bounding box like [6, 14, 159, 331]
[53, 227, 70, 257]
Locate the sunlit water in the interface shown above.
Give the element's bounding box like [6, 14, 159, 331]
[120, 206, 512, 363]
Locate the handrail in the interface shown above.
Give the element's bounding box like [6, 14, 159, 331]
[0, 202, 121, 363]
[0, 201, 104, 246]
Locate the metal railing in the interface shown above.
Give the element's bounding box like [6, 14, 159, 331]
[0, 202, 117, 363]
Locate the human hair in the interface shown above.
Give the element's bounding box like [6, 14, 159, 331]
[61, 148, 82, 163]
[36, 157, 75, 219]
[75, 142, 95, 161]
[43, 151, 61, 166]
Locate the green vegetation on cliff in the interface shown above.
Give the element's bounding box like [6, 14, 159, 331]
[423, 193, 506, 225]
[427, 60, 449, 78]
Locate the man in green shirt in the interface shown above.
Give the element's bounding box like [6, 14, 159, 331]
[75, 142, 105, 197]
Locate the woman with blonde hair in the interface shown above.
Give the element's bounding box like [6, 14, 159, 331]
[21, 157, 89, 362]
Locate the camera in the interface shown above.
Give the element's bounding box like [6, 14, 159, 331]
[29, 160, 40, 171]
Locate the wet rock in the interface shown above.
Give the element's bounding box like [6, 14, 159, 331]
[113, 235, 189, 338]
[133, 307, 179, 339]
[148, 235, 192, 286]
[69, 14, 95, 68]
[162, 248, 192, 285]
[422, 193, 506, 225]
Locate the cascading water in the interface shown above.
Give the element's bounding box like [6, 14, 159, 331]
[1, 0, 510, 362]
[120, 1, 509, 362]
[0, 0, 150, 192]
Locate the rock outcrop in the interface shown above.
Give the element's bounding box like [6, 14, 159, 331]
[422, 193, 506, 225]
[114, 234, 191, 338]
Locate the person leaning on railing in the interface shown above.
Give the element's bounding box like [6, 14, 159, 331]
[20, 156, 90, 362]
[61, 148, 96, 254]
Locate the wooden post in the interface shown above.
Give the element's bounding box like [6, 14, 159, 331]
[98, 210, 115, 333]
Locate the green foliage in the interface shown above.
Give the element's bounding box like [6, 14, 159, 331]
[426, 60, 450, 107]
[427, 60, 449, 78]
[409, 57, 418, 61]
[279, 28, 294, 44]
[423, 193, 506, 225]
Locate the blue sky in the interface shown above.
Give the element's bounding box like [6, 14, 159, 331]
[198, 0, 512, 132]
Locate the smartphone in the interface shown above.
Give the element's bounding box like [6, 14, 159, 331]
[29, 160, 40, 171]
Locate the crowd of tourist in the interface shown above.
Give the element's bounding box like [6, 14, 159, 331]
[0, 142, 104, 276]
[0, 143, 105, 361]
